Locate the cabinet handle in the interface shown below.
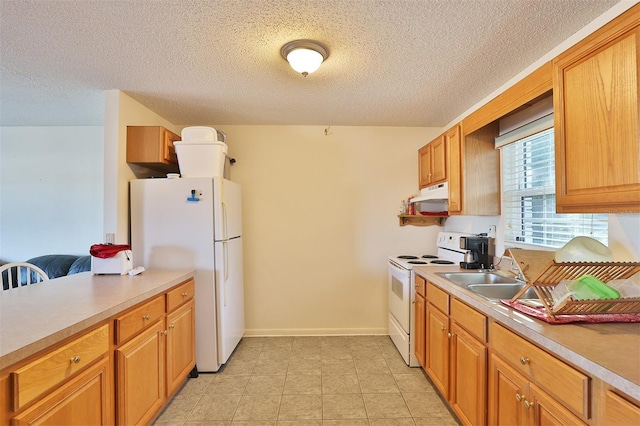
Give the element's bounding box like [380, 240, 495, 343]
[447, 332, 452, 338]
[162, 330, 168, 335]
[182, 292, 188, 297]
[169, 324, 175, 329]
[440, 326, 446, 332]
[70, 355, 81, 364]
[143, 314, 150, 320]
[520, 357, 530, 365]
[515, 393, 523, 402]
[524, 400, 532, 409]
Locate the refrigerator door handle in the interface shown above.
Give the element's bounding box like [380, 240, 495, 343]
[222, 241, 229, 306]
[222, 201, 229, 241]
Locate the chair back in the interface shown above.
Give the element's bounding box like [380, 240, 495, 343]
[1, 262, 50, 290]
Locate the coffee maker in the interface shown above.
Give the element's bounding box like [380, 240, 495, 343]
[459, 236, 493, 269]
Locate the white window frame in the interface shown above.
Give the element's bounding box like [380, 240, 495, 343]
[499, 118, 608, 250]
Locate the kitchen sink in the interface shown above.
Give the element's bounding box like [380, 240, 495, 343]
[438, 272, 519, 286]
[467, 283, 538, 301]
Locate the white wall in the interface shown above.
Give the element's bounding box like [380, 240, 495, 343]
[0, 126, 104, 261]
[103, 90, 180, 244]
[202, 125, 442, 335]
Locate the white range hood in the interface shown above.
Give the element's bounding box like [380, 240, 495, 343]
[411, 182, 449, 203]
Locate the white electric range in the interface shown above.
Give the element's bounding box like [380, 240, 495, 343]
[388, 231, 472, 366]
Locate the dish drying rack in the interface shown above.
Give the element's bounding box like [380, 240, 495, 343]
[506, 249, 640, 318]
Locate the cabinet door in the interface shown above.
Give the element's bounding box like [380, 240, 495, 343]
[166, 300, 196, 397]
[431, 137, 447, 184]
[446, 125, 462, 214]
[12, 357, 111, 426]
[489, 354, 528, 426]
[604, 390, 640, 425]
[450, 322, 487, 426]
[529, 383, 586, 426]
[553, 7, 640, 213]
[115, 321, 165, 426]
[418, 143, 433, 188]
[414, 293, 426, 368]
[425, 303, 449, 398]
[161, 127, 179, 164]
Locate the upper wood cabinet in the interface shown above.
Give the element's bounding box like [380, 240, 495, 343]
[446, 122, 500, 216]
[553, 4, 640, 213]
[445, 125, 463, 214]
[419, 135, 447, 189]
[127, 126, 180, 173]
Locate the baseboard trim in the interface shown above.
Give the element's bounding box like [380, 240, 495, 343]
[243, 327, 388, 337]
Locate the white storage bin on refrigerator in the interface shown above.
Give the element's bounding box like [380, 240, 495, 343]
[176, 126, 228, 177]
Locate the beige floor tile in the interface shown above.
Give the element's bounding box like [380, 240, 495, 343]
[186, 394, 241, 422]
[207, 374, 250, 395]
[413, 416, 459, 426]
[154, 397, 198, 424]
[363, 393, 411, 419]
[233, 395, 281, 421]
[163, 336, 460, 426]
[321, 374, 361, 394]
[358, 374, 400, 393]
[288, 358, 322, 375]
[278, 394, 323, 420]
[322, 358, 356, 375]
[393, 374, 434, 393]
[220, 358, 256, 376]
[173, 375, 214, 400]
[322, 420, 369, 426]
[369, 418, 416, 425]
[254, 358, 290, 375]
[354, 358, 391, 375]
[322, 394, 367, 419]
[284, 374, 322, 395]
[245, 374, 286, 394]
[402, 392, 448, 418]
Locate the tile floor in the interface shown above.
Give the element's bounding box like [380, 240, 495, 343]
[154, 335, 460, 425]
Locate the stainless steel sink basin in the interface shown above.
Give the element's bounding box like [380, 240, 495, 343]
[467, 283, 538, 300]
[438, 272, 518, 286]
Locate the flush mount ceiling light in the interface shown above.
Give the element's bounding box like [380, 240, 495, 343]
[280, 40, 329, 77]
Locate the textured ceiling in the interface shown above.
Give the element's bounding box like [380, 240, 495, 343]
[0, 0, 623, 127]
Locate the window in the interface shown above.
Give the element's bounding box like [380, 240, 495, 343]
[501, 127, 607, 248]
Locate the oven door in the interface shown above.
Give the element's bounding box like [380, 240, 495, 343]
[388, 260, 412, 333]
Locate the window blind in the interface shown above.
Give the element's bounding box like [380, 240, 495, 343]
[501, 128, 608, 248]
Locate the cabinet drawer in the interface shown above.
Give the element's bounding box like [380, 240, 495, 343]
[451, 298, 487, 343]
[166, 279, 195, 312]
[491, 322, 590, 418]
[11, 324, 109, 411]
[414, 275, 426, 298]
[427, 282, 449, 314]
[115, 295, 164, 345]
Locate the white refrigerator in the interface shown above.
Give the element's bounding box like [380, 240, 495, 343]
[130, 177, 244, 372]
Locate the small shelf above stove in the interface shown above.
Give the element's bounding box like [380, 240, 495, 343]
[398, 214, 447, 227]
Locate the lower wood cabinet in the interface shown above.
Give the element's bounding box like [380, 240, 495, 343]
[1, 278, 196, 425]
[424, 281, 488, 426]
[489, 353, 585, 426]
[603, 390, 640, 425]
[115, 320, 165, 426]
[114, 279, 196, 425]
[11, 357, 112, 426]
[166, 299, 196, 397]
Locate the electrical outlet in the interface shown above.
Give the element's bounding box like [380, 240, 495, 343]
[488, 225, 496, 239]
[105, 233, 115, 244]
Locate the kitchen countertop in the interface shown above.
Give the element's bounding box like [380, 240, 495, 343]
[414, 265, 640, 401]
[0, 269, 195, 369]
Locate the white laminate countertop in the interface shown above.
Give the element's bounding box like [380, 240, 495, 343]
[0, 269, 195, 369]
[414, 265, 640, 401]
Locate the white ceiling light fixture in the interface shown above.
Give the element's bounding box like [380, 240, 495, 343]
[280, 40, 329, 77]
